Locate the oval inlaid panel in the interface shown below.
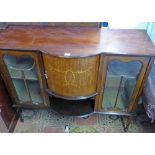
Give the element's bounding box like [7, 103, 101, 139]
[43, 55, 99, 97]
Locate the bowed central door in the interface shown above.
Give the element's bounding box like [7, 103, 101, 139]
[43, 54, 99, 98]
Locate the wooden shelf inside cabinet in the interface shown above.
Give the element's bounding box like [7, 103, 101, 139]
[46, 88, 98, 100]
[9, 69, 38, 81]
[13, 79, 43, 105]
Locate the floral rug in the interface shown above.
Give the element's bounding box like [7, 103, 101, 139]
[14, 109, 155, 133]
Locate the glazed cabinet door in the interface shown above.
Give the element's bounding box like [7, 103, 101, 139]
[0, 50, 49, 108]
[95, 55, 150, 115]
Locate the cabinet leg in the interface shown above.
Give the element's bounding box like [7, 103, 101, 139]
[125, 117, 132, 132]
[20, 116, 24, 122]
[65, 124, 70, 133]
[18, 108, 24, 123]
[121, 116, 132, 132]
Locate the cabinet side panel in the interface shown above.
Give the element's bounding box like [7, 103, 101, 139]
[0, 76, 18, 132]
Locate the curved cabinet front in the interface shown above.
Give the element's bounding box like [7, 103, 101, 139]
[43, 54, 99, 98]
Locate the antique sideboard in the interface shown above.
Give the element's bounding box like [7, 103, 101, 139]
[0, 25, 155, 131]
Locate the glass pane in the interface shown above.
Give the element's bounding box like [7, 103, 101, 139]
[102, 60, 142, 111]
[3, 55, 43, 105]
[149, 60, 155, 78]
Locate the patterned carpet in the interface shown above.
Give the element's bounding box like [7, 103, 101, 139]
[14, 109, 155, 133]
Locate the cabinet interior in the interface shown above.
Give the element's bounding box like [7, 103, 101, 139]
[3, 54, 43, 105]
[102, 60, 142, 111]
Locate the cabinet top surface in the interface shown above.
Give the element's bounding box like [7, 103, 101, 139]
[0, 25, 154, 57]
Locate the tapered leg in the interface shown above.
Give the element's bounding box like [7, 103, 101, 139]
[18, 108, 24, 122]
[121, 116, 132, 132]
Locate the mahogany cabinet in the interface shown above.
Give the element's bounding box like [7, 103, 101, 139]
[0, 25, 155, 131]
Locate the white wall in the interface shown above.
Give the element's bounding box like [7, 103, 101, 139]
[108, 22, 148, 29]
[147, 22, 155, 45]
[108, 22, 155, 45]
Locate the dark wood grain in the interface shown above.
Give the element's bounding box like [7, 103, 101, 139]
[0, 26, 154, 57]
[0, 22, 101, 29]
[100, 29, 155, 56]
[0, 76, 18, 132]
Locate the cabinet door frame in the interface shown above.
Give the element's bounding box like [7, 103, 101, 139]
[95, 54, 151, 115]
[0, 49, 50, 108]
